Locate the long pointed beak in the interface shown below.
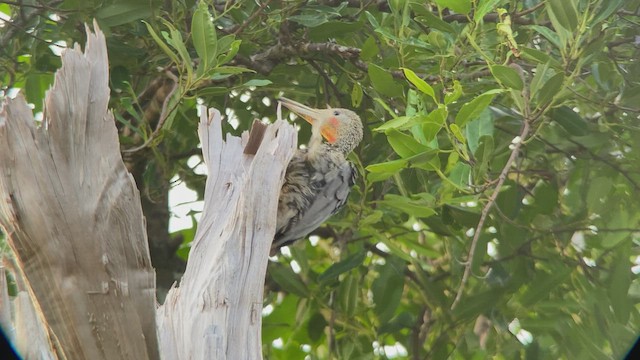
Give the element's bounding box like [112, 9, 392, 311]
[278, 97, 323, 125]
[278, 97, 338, 143]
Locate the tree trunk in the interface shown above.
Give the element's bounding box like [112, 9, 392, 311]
[0, 22, 159, 359]
[0, 21, 297, 360]
[156, 108, 296, 359]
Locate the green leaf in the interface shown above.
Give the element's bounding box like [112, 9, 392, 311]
[360, 36, 379, 60]
[143, 21, 180, 64]
[407, 150, 440, 170]
[164, 25, 192, 74]
[386, 129, 431, 158]
[401, 67, 435, 101]
[592, 0, 625, 25]
[217, 39, 241, 66]
[444, 80, 462, 105]
[608, 249, 632, 323]
[455, 90, 500, 127]
[472, 135, 494, 181]
[0, 4, 11, 16]
[547, 0, 579, 32]
[414, 12, 456, 34]
[192, 1, 218, 75]
[550, 106, 588, 136]
[449, 163, 471, 189]
[449, 123, 465, 143]
[269, 264, 309, 297]
[433, 0, 471, 15]
[381, 194, 437, 218]
[96, 2, 152, 26]
[537, 72, 564, 106]
[158, 90, 181, 130]
[375, 116, 417, 132]
[372, 257, 406, 323]
[351, 82, 363, 108]
[214, 66, 254, 75]
[242, 79, 272, 87]
[520, 266, 572, 307]
[423, 106, 447, 141]
[288, 14, 330, 28]
[368, 63, 403, 97]
[521, 47, 561, 68]
[465, 108, 494, 153]
[586, 177, 613, 212]
[309, 21, 362, 41]
[533, 181, 558, 214]
[338, 273, 359, 317]
[530, 62, 553, 100]
[490, 65, 523, 90]
[452, 288, 507, 320]
[528, 25, 563, 50]
[307, 312, 328, 343]
[25, 73, 53, 113]
[474, 0, 502, 22]
[495, 180, 524, 219]
[318, 248, 366, 283]
[366, 158, 408, 174]
[361, 210, 383, 226]
[364, 11, 380, 28]
[602, 209, 630, 248]
[215, 34, 235, 54]
[196, 87, 229, 96]
[262, 294, 297, 340]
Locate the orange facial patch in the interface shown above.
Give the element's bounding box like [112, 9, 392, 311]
[321, 117, 339, 143]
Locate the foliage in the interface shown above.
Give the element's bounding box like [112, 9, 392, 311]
[2, 0, 640, 358]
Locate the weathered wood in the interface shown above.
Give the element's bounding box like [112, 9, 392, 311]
[0, 268, 11, 345]
[156, 107, 296, 359]
[1, 266, 56, 359]
[13, 290, 56, 360]
[0, 22, 158, 359]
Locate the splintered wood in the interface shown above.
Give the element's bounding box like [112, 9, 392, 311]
[156, 107, 296, 360]
[0, 22, 159, 359]
[0, 20, 297, 360]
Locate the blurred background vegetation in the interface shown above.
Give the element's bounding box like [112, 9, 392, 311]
[1, 0, 639, 358]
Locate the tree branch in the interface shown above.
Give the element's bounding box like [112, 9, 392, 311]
[238, 41, 362, 74]
[450, 119, 531, 310]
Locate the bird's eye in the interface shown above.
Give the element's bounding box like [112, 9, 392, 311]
[333, 110, 340, 116]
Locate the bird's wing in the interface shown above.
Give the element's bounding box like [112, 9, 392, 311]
[273, 162, 356, 249]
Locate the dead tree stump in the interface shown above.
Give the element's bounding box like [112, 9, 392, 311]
[0, 22, 296, 360]
[156, 108, 295, 359]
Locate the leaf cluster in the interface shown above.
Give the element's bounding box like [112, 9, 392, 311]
[2, 0, 639, 358]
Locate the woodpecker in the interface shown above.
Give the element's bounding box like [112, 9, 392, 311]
[271, 97, 363, 253]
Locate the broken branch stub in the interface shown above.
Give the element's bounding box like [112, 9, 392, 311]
[0, 22, 158, 359]
[156, 107, 296, 360]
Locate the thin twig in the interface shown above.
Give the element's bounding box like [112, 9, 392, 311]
[450, 119, 531, 310]
[306, 59, 341, 103]
[515, 2, 546, 17]
[565, 137, 640, 191]
[232, 0, 272, 35]
[0, 0, 63, 10]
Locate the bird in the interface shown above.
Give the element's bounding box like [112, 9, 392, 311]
[271, 97, 363, 253]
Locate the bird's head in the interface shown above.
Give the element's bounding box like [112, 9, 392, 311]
[278, 97, 363, 154]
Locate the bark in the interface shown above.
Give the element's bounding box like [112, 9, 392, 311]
[156, 107, 296, 359]
[0, 22, 158, 359]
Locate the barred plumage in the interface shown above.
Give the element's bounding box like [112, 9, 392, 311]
[272, 98, 363, 252]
